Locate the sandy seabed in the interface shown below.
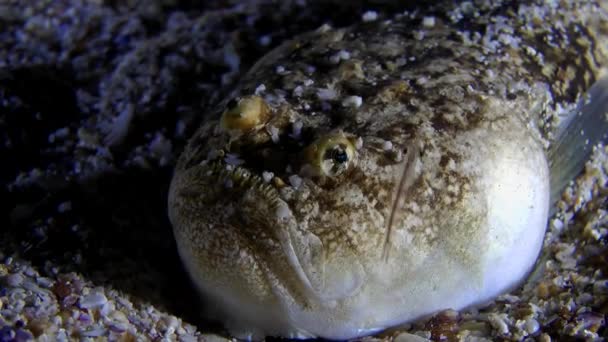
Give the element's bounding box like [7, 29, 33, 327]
[1, 1, 607, 341]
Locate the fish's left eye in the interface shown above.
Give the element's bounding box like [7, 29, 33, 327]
[305, 134, 357, 178]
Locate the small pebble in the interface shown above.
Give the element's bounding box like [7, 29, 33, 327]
[355, 137, 364, 150]
[224, 153, 244, 166]
[488, 313, 510, 335]
[524, 318, 539, 334]
[338, 50, 351, 60]
[362, 10, 378, 22]
[255, 84, 266, 95]
[163, 316, 179, 334]
[276, 203, 291, 220]
[593, 279, 608, 294]
[293, 85, 304, 97]
[341, 95, 362, 108]
[36, 277, 53, 289]
[81, 327, 106, 337]
[394, 332, 431, 342]
[268, 126, 280, 143]
[79, 292, 108, 310]
[201, 334, 233, 342]
[288, 174, 302, 189]
[422, 16, 436, 28]
[0, 327, 16, 340]
[262, 171, 274, 183]
[316, 88, 337, 101]
[5, 273, 23, 287]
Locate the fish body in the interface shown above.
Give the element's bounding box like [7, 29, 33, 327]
[168, 2, 608, 339]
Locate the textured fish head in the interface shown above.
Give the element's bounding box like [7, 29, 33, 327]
[168, 19, 555, 340]
[169, 91, 405, 301]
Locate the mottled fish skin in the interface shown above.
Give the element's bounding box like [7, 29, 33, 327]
[169, 1, 608, 339]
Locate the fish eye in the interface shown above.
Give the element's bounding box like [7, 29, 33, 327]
[305, 134, 356, 178]
[326, 147, 349, 164]
[322, 144, 350, 176]
[221, 95, 270, 134]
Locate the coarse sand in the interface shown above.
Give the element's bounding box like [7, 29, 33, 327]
[2, 1, 606, 341]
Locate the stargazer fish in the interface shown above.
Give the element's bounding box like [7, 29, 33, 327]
[168, 1, 608, 339]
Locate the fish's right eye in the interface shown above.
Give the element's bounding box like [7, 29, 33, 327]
[304, 133, 357, 178]
[221, 95, 270, 134]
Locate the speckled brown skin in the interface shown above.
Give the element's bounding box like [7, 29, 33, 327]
[168, 1, 608, 339]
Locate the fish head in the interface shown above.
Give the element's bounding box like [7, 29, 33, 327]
[168, 80, 550, 339]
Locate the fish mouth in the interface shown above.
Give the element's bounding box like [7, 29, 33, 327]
[201, 161, 285, 211]
[179, 160, 367, 304]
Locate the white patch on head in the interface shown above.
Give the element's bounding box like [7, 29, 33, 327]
[342, 95, 363, 108]
[262, 171, 274, 183]
[355, 137, 364, 150]
[382, 140, 393, 151]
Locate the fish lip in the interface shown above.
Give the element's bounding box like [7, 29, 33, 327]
[192, 161, 324, 293]
[200, 160, 282, 199]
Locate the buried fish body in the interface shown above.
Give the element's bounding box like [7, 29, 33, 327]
[168, 2, 608, 340]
